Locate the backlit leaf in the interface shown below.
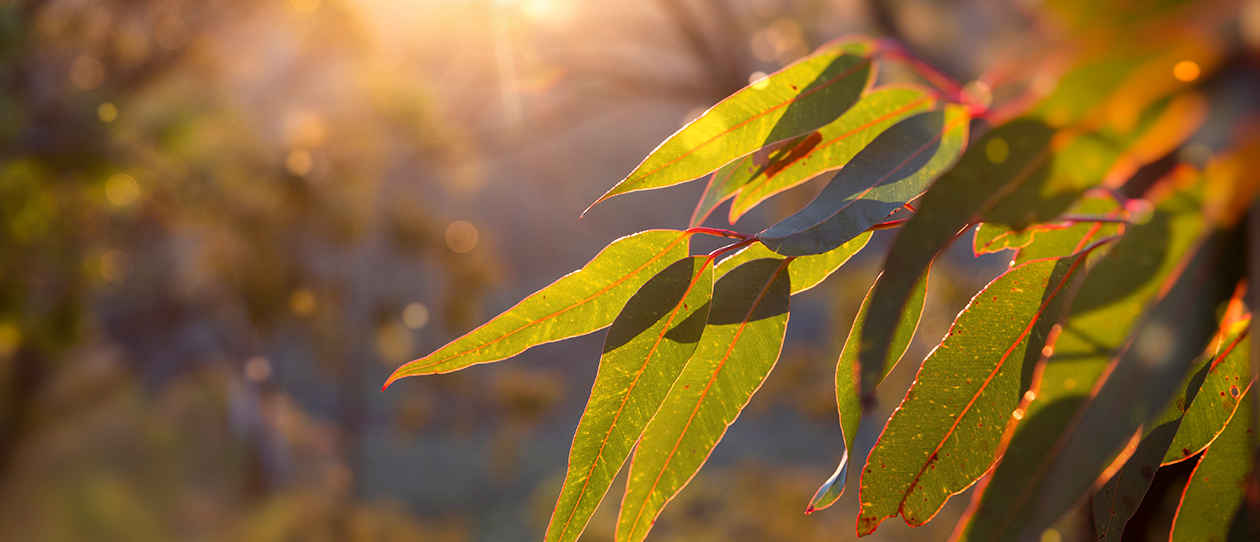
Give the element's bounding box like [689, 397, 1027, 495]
[1164, 330, 1252, 464]
[857, 255, 1087, 536]
[952, 178, 1207, 542]
[973, 194, 1122, 259]
[809, 268, 929, 513]
[715, 232, 871, 294]
[588, 40, 874, 211]
[617, 258, 791, 542]
[545, 257, 714, 542]
[383, 230, 691, 384]
[757, 106, 970, 256]
[1169, 387, 1253, 542]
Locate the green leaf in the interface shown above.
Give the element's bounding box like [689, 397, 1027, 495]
[1030, 225, 1244, 539]
[724, 86, 940, 224]
[1170, 387, 1253, 542]
[972, 222, 1039, 256]
[981, 131, 1121, 229]
[545, 257, 714, 542]
[809, 267, 929, 513]
[617, 258, 791, 542]
[952, 180, 1208, 542]
[858, 118, 1057, 405]
[383, 230, 692, 385]
[715, 232, 871, 295]
[1164, 329, 1252, 464]
[1091, 332, 1225, 542]
[757, 106, 970, 256]
[587, 40, 874, 211]
[856, 255, 1087, 536]
[972, 194, 1122, 258]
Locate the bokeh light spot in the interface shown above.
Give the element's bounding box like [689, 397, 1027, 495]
[105, 173, 139, 206]
[375, 322, 414, 363]
[155, 17, 189, 50]
[100, 250, 133, 283]
[748, 71, 769, 90]
[445, 221, 479, 253]
[402, 302, 430, 330]
[1173, 60, 1200, 82]
[286, 150, 313, 176]
[0, 323, 21, 357]
[985, 137, 1009, 164]
[289, 289, 317, 315]
[1040, 529, 1061, 542]
[245, 356, 272, 382]
[69, 56, 105, 89]
[97, 102, 118, 123]
[291, 0, 322, 13]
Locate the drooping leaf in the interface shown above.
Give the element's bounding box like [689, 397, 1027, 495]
[757, 106, 970, 256]
[857, 255, 1087, 536]
[973, 194, 1122, 259]
[952, 178, 1207, 542]
[545, 257, 714, 542]
[715, 232, 871, 294]
[981, 131, 1121, 230]
[1029, 224, 1244, 539]
[383, 230, 691, 384]
[617, 258, 791, 542]
[1090, 330, 1231, 542]
[858, 119, 1057, 404]
[1164, 329, 1252, 464]
[1169, 387, 1253, 542]
[587, 40, 874, 211]
[690, 135, 810, 227]
[809, 267, 929, 513]
[725, 87, 940, 224]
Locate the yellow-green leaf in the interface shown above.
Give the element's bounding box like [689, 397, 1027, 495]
[1170, 387, 1253, 542]
[715, 232, 871, 295]
[1164, 329, 1252, 464]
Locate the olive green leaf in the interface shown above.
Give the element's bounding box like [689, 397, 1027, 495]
[857, 254, 1087, 536]
[951, 180, 1208, 542]
[383, 230, 691, 385]
[757, 106, 970, 256]
[617, 258, 791, 542]
[1170, 387, 1253, 542]
[858, 118, 1056, 405]
[587, 40, 874, 212]
[715, 232, 871, 294]
[809, 267, 929, 513]
[1030, 225, 1244, 540]
[545, 257, 714, 542]
[1164, 329, 1252, 464]
[973, 194, 1122, 259]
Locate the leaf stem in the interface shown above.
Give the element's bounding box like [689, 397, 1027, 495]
[686, 227, 751, 240]
[707, 237, 756, 258]
[874, 38, 966, 103]
[1058, 214, 1129, 224]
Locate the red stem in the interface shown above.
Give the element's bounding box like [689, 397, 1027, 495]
[707, 237, 756, 258]
[875, 38, 966, 103]
[686, 227, 750, 240]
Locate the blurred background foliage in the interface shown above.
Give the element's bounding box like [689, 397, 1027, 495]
[2, 0, 1258, 541]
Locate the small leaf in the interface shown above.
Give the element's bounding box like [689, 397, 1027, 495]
[950, 178, 1207, 542]
[617, 258, 791, 542]
[757, 106, 970, 256]
[1164, 330, 1252, 464]
[727, 86, 940, 224]
[1170, 387, 1253, 542]
[383, 230, 691, 385]
[545, 257, 714, 542]
[1030, 225, 1245, 539]
[1011, 195, 1124, 266]
[811, 267, 929, 513]
[857, 255, 1087, 536]
[588, 40, 874, 211]
[716, 232, 871, 294]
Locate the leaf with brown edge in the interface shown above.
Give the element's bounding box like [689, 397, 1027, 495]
[715, 232, 871, 295]
[1164, 326, 1252, 465]
[1169, 387, 1253, 542]
[586, 39, 874, 213]
[809, 266, 930, 514]
[545, 256, 714, 542]
[949, 177, 1208, 542]
[383, 230, 691, 385]
[856, 254, 1088, 537]
[617, 258, 791, 542]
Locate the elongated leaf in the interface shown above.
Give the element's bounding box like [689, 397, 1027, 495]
[859, 118, 1056, 404]
[973, 194, 1122, 258]
[690, 135, 811, 227]
[857, 255, 1087, 536]
[982, 131, 1121, 230]
[715, 232, 871, 294]
[1091, 333, 1226, 542]
[1165, 330, 1252, 464]
[809, 268, 929, 513]
[617, 258, 791, 542]
[1170, 388, 1253, 542]
[1030, 225, 1244, 539]
[951, 179, 1208, 542]
[757, 106, 970, 256]
[383, 230, 691, 385]
[545, 257, 714, 542]
[726, 87, 939, 224]
[588, 40, 874, 210]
